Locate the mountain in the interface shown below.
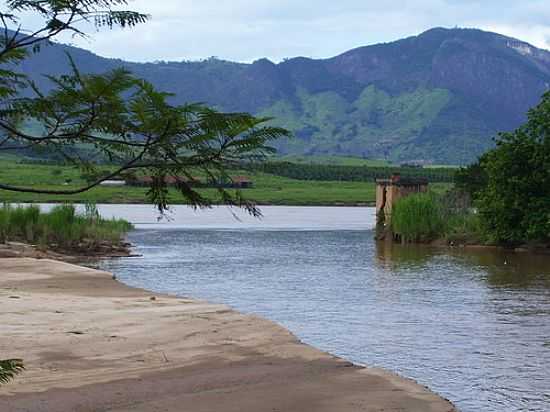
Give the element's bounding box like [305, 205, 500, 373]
[15, 27, 550, 164]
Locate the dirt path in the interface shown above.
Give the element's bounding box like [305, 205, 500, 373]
[0, 258, 455, 411]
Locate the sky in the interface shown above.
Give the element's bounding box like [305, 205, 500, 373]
[20, 0, 550, 63]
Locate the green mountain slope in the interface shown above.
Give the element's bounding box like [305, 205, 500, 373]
[261, 86, 454, 161]
[13, 27, 550, 164]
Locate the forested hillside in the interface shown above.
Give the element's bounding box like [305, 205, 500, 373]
[16, 27, 550, 164]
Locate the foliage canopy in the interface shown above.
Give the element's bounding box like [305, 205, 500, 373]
[455, 91, 550, 244]
[0, 358, 24, 385]
[476, 91, 550, 244]
[0, 0, 289, 214]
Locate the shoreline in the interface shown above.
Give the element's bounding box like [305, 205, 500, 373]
[431, 239, 550, 256]
[379, 238, 550, 257]
[0, 258, 455, 411]
[9, 200, 377, 207]
[0, 241, 137, 264]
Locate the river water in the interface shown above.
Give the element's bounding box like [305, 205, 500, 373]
[93, 205, 550, 412]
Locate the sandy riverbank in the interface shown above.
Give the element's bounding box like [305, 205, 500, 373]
[0, 241, 135, 263]
[0, 258, 455, 411]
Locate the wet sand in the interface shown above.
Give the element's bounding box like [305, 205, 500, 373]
[0, 258, 455, 411]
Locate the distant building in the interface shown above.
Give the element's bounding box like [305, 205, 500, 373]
[399, 163, 423, 169]
[231, 176, 253, 189]
[127, 176, 202, 187]
[128, 176, 153, 186]
[99, 179, 126, 187]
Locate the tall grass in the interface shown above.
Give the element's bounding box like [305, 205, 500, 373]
[391, 192, 487, 244]
[444, 212, 486, 244]
[0, 204, 132, 251]
[391, 193, 445, 243]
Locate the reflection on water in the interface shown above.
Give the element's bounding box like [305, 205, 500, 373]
[98, 206, 550, 412]
[376, 240, 437, 268]
[378, 241, 550, 288]
[374, 241, 550, 411]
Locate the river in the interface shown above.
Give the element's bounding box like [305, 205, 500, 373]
[92, 205, 550, 412]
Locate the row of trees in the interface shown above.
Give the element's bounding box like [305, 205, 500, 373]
[456, 91, 550, 244]
[245, 162, 456, 183]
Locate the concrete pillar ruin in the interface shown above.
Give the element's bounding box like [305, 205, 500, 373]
[375, 174, 428, 240]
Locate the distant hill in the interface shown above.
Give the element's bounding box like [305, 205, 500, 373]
[15, 27, 550, 164]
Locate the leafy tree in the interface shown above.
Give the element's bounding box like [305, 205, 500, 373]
[0, 0, 289, 215]
[0, 0, 289, 386]
[454, 153, 488, 200]
[477, 91, 550, 244]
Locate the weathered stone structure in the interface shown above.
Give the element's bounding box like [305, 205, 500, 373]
[375, 174, 428, 239]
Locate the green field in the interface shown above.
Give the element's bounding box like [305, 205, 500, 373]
[0, 159, 451, 206]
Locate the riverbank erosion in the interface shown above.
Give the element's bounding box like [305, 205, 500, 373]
[0, 258, 455, 412]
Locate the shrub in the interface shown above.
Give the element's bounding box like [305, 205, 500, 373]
[0, 206, 8, 243]
[0, 359, 24, 385]
[390, 191, 490, 245]
[0, 204, 132, 251]
[391, 193, 445, 243]
[444, 212, 486, 244]
[474, 91, 550, 244]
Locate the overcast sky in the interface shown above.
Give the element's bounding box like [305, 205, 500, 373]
[31, 0, 550, 62]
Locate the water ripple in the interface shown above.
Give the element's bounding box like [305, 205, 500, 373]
[98, 207, 550, 412]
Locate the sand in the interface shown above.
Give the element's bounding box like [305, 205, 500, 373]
[0, 258, 455, 411]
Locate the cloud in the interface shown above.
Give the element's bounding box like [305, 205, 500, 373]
[24, 0, 550, 62]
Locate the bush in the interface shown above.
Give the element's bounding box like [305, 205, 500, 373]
[0, 204, 132, 250]
[0, 359, 24, 385]
[391, 193, 445, 243]
[474, 91, 550, 244]
[0, 205, 41, 243]
[390, 191, 489, 245]
[444, 212, 486, 244]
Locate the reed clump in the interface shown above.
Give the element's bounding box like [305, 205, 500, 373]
[443, 212, 486, 244]
[391, 192, 444, 243]
[391, 191, 486, 244]
[0, 204, 132, 251]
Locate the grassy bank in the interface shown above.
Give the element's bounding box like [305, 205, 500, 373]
[389, 192, 550, 253]
[390, 192, 485, 244]
[0, 159, 451, 206]
[0, 204, 132, 252]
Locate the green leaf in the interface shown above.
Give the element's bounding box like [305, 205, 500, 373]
[0, 359, 24, 385]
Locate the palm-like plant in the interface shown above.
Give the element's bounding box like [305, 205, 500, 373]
[0, 0, 289, 387]
[0, 0, 289, 214]
[0, 359, 24, 385]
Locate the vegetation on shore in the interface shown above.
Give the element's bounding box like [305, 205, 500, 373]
[390, 192, 484, 245]
[0, 1, 289, 218]
[391, 193, 444, 243]
[0, 359, 24, 385]
[392, 90, 550, 248]
[456, 91, 550, 246]
[0, 158, 452, 206]
[0, 204, 132, 252]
